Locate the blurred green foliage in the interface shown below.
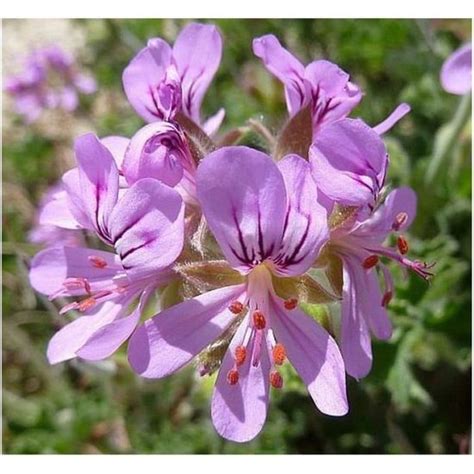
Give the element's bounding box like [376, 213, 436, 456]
[2, 19, 471, 454]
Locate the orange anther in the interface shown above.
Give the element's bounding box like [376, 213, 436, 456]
[270, 371, 283, 389]
[252, 310, 266, 330]
[227, 368, 239, 385]
[272, 343, 286, 365]
[362, 255, 379, 269]
[284, 298, 298, 310]
[397, 235, 409, 255]
[235, 346, 247, 366]
[88, 255, 108, 269]
[393, 212, 408, 231]
[229, 301, 244, 314]
[78, 297, 96, 312]
[382, 291, 393, 307]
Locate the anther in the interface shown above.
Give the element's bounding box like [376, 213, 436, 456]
[270, 371, 283, 389]
[362, 255, 379, 269]
[283, 298, 298, 310]
[88, 255, 108, 269]
[272, 343, 286, 365]
[381, 291, 393, 307]
[62, 277, 91, 294]
[392, 212, 408, 231]
[78, 297, 96, 312]
[229, 301, 244, 314]
[252, 310, 266, 330]
[397, 235, 409, 255]
[226, 368, 239, 385]
[235, 346, 247, 367]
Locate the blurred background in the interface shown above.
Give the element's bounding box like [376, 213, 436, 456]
[2, 19, 471, 454]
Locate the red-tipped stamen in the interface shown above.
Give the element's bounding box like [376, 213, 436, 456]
[381, 291, 393, 307]
[272, 343, 286, 366]
[235, 346, 247, 367]
[229, 300, 244, 314]
[283, 298, 298, 310]
[362, 255, 379, 269]
[78, 297, 96, 312]
[227, 368, 239, 385]
[253, 310, 266, 330]
[88, 255, 108, 269]
[392, 212, 408, 231]
[397, 235, 409, 255]
[270, 371, 283, 389]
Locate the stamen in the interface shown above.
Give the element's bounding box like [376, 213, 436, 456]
[283, 298, 298, 310]
[88, 255, 108, 269]
[392, 212, 408, 231]
[62, 277, 91, 294]
[235, 346, 247, 367]
[59, 301, 79, 315]
[381, 291, 393, 307]
[226, 368, 239, 385]
[362, 255, 379, 269]
[252, 310, 266, 330]
[78, 297, 96, 312]
[397, 235, 409, 255]
[229, 301, 244, 314]
[272, 343, 286, 365]
[270, 371, 283, 389]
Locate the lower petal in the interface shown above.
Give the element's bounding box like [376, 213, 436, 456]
[47, 297, 128, 364]
[270, 296, 348, 416]
[211, 315, 271, 442]
[128, 284, 245, 378]
[340, 257, 373, 379]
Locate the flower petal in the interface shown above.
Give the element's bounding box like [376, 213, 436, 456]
[339, 255, 373, 379]
[372, 103, 411, 135]
[304, 60, 362, 128]
[270, 296, 348, 415]
[274, 154, 329, 276]
[440, 43, 472, 95]
[128, 284, 245, 378]
[202, 107, 225, 137]
[211, 314, 271, 442]
[122, 122, 188, 187]
[76, 287, 152, 361]
[310, 118, 387, 206]
[109, 178, 184, 280]
[29, 246, 122, 296]
[47, 296, 129, 364]
[101, 135, 130, 171]
[353, 187, 417, 240]
[173, 23, 222, 124]
[122, 38, 173, 122]
[72, 133, 120, 243]
[253, 34, 307, 116]
[38, 183, 81, 230]
[197, 146, 287, 272]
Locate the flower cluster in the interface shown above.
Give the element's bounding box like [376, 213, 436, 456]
[29, 23, 432, 442]
[4, 45, 96, 123]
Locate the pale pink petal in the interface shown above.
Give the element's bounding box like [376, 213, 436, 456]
[211, 314, 271, 442]
[128, 285, 245, 378]
[270, 296, 348, 415]
[440, 43, 472, 95]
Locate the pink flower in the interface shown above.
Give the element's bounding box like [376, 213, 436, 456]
[29, 133, 185, 363]
[440, 43, 472, 95]
[128, 147, 348, 442]
[123, 23, 225, 135]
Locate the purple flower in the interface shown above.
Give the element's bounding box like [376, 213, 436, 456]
[310, 119, 433, 378]
[28, 182, 85, 248]
[253, 34, 362, 134]
[122, 121, 198, 204]
[128, 147, 348, 442]
[440, 43, 472, 95]
[5, 45, 96, 122]
[123, 23, 224, 135]
[29, 133, 185, 364]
